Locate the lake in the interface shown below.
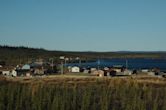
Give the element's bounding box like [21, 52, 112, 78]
[67, 58, 166, 71]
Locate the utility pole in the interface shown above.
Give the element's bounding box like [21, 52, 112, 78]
[61, 61, 64, 74]
[76, 57, 81, 67]
[79, 59, 81, 67]
[65, 58, 69, 67]
[97, 59, 100, 70]
[60, 56, 65, 74]
[52, 58, 54, 70]
[126, 59, 128, 70]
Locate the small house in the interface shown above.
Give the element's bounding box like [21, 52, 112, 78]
[34, 68, 44, 75]
[2, 71, 10, 76]
[111, 65, 125, 73]
[71, 66, 80, 73]
[141, 69, 149, 73]
[147, 72, 155, 76]
[83, 69, 89, 73]
[26, 72, 31, 77]
[68, 66, 72, 72]
[11, 70, 17, 77]
[91, 70, 104, 77]
[22, 64, 30, 70]
[90, 68, 97, 73]
[104, 67, 109, 71]
[1, 70, 17, 77]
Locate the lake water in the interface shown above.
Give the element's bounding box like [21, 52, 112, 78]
[67, 58, 166, 71]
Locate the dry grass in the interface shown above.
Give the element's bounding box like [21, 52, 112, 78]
[1, 75, 166, 110]
[1, 75, 166, 87]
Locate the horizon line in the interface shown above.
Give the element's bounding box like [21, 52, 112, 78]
[1, 45, 166, 53]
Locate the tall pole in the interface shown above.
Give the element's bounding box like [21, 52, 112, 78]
[61, 61, 64, 74]
[52, 58, 54, 70]
[126, 59, 128, 70]
[79, 59, 81, 67]
[97, 59, 100, 70]
[64, 59, 66, 67]
[64, 58, 69, 67]
[60, 56, 65, 75]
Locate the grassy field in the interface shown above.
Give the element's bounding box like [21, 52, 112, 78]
[0, 75, 166, 110]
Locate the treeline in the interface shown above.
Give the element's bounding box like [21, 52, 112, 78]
[0, 77, 166, 110]
[0, 45, 166, 65]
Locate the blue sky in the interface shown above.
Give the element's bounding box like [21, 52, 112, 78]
[0, 0, 166, 51]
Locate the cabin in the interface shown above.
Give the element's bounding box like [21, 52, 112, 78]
[26, 72, 31, 77]
[22, 64, 30, 70]
[71, 66, 80, 73]
[2, 71, 10, 76]
[91, 70, 104, 77]
[0, 70, 17, 77]
[83, 69, 90, 73]
[11, 70, 17, 77]
[34, 68, 44, 75]
[90, 68, 97, 73]
[0, 66, 17, 76]
[103, 65, 132, 76]
[111, 65, 125, 73]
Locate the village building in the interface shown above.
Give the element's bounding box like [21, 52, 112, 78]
[111, 65, 125, 73]
[2, 70, 10, 76]
[90, 68, 97, 73]
[34, 68, 45, 75]
[71, 66, 80, 73]
[91, 70, 104, 77]
[1, 70, 17, 77]
[11, 70, 17, 77]
[83, 69, 90, 73]
[0, 66, 17, 76]
[22, 64, 31, 70]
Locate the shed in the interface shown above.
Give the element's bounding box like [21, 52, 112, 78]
[71, 66, 80, 73]
[34, 68, 44, 75]
[22, 64, 30, 70]
[111, 65, 125, 73]
[2, 71, 10, 76]
[11, 70, 17, 77]
[92, 70, 104, 77]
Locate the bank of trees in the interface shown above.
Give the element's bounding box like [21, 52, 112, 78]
[1, 45, 166, 66]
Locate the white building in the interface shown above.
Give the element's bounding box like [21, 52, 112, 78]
[2, 70, 17, 77]
[71, 66, 80, 73]
[2, 71, 10, 76]
[11, 70, 17, 77]
[22, 64, 30, 70]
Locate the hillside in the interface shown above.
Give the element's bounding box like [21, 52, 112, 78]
[0, 45, 166, 65]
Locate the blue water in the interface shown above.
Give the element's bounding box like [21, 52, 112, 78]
[67, 58, 166, 71]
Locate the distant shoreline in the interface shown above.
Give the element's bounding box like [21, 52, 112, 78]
[1, 45, 166, 66]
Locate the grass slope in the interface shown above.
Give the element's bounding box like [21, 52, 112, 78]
[0, 76, 166, 110]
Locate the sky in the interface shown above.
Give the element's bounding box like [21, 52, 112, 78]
[0, 0, 166, 51]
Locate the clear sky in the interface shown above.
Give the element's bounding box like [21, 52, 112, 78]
[0, 0, 166, 51]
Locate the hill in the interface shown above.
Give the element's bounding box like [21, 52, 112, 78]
[0, 45, 166, 65]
